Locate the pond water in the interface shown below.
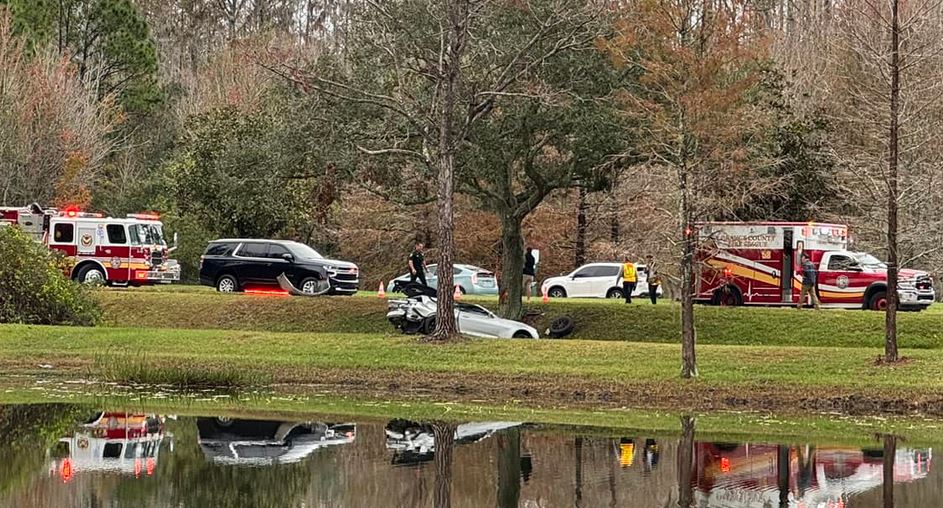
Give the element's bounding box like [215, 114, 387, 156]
[0, 404, 938, 507]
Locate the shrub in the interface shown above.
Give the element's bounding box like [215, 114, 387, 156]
[0, 226, 100, 325]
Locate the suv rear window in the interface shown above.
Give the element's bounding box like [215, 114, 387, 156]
[237, 242, 269, 258]
[204, 242, 237, 256]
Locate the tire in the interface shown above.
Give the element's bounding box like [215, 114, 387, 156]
[606, 288, 624, 299]
[77, 264, 106, 285]
[548, 315, 575, 338]
[512, 330, 533, 339]
[299, 277, 322, 295]
[868, 291, 888, 311]
[422, 316, 437, 335]
[214, 417, 234, 427]
[548, 286, 567, 299]
[216, 274, 239, 293]
[713, 286, 742, 306]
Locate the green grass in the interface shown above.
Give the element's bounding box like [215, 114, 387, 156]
[92, 352, 267, 388]
[96, 287, 943, 349]
[4, 324, 943, 395]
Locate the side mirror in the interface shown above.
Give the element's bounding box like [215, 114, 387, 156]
[282, 253, 294, 262]
[168, 232, 179, 253]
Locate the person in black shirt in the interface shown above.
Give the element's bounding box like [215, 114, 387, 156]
[409, 242, 428, 287]
[523, 247, 537, 301]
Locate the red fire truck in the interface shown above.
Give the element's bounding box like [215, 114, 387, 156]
[0, 203, 180, 285]
[695, 222, 935, 310]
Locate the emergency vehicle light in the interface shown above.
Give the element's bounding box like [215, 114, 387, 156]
[128, 213, 160, 220]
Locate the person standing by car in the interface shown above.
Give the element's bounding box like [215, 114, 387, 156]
[646, 254, 661, 305]
[409, 242, 428, 287]
[618, 256, 638, 304]
[523, 247, 537, 301]
[797, 252, 820, 309]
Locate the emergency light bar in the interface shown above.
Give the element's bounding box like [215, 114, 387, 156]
[128, 213, 160, 220]
[61, 210, 103, 218]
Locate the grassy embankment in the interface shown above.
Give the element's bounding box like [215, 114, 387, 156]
[3, 285, 943, 416]
[95, 287, 943, 349]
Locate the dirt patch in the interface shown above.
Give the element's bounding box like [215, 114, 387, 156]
[872, 355, 914, 366]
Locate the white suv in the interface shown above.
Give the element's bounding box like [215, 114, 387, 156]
[540, 262, 664, 299]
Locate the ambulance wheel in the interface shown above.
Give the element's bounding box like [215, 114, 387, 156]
[216, 274, 239, 293]
[713, 286, 742, 306]
[77, 264, 106, 285]
[868, 291, 888, 311]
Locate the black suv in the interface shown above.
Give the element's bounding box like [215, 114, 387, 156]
[199, 239, 359, 295]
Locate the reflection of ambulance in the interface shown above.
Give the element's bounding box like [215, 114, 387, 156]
[695, 222, 934, 310]
[693, 442, 932, 507]
[49, 412, 169, 481]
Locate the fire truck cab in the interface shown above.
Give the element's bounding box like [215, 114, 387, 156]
[1, 203, 180, 285]
[696, 222, 934, 311]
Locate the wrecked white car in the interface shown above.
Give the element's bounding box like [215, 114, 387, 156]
[386, 296, 538, 339]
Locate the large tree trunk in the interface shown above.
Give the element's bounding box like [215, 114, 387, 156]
[498, 214, 525, 319]
[677, 416, 695, 508]
[429, 0, 467, 342]
[679, 167, 698, 378]
[575, 186, 588, 268]
[885, 0, 900, 363]
[433, 423, 457, 508]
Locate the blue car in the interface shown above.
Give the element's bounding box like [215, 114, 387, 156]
[387, 264, 498, 295]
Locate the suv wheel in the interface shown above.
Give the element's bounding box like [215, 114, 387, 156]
[606, 288, 624, 299]
[216, 275, 238, 293]
[300, 277, 321, 295]
[548, 286, 567, 298]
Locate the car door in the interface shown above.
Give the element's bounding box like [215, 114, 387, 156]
[567, 266, 598, 297]
[588, 265, 622, 297]
[457, 305, 501, 337]
[266, 243, 293, 283]
[817, 253, 863, 306]
[233, 242, 271, 284]
[425, 264, 439, 289]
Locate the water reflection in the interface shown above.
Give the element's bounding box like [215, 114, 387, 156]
[0, 405, 938, 507]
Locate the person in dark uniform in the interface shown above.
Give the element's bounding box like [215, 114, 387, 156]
[409, 242, 428, 287]
[523, 247, 537, 301]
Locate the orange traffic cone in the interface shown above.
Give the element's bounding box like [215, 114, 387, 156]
[454, 284, 462, 300]
[378, 281, 386, 298]
[542, 286, 549, 303]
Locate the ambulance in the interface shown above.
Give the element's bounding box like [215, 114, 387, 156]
[0, 203, 180, 285]
[695, 222, 934, 310]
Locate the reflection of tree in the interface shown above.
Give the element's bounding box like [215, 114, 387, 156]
[884, 435, 897, 508]
[777, 445, 790, 508]
[496, 427, 521, 508]
[0, 404, 83, 498]
[433, 423, 457, 508]
[575, 437, 583, 508]
[677, 416, 695, 508]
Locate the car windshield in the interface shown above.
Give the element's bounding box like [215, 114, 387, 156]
[287, 242, 323, 260]
[852, 252, 887, 268]
[133, 224, 165, 246]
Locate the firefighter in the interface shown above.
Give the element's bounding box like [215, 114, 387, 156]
[797, 252, 821, 310]
[619, 255, 638, 304]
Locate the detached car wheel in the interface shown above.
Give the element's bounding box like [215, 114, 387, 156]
[548, 316, 575, 338]
[216, 275, 238, 293]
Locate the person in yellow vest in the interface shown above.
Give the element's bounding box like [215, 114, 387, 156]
[618, 256, 638, 304]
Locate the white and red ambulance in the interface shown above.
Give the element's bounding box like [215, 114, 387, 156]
[695, 221, 934, 310]
[0, 203, 180, 285]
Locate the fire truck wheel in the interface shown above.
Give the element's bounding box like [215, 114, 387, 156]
[216, 274, 239, 293]
[868, 291, 888, 311]
[77, 264, 106, 285]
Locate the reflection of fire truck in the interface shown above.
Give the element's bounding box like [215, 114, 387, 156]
[696, 222, 934, 310]
[49, 412, 169, 481]
[693, 441, 932, 507]
[0, 203, 180, 285]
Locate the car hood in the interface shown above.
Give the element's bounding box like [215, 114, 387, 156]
[899, 269, 931, 279]
[297, 258, 358, 270]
